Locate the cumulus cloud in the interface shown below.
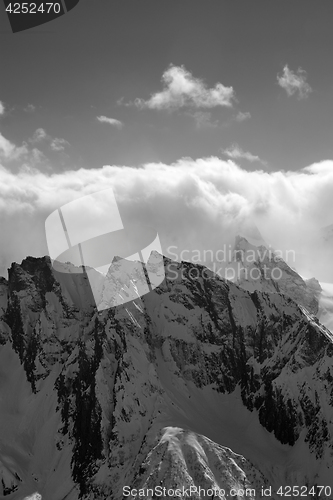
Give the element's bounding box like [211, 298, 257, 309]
[235, 111, 251, 122]
[0, 101, 5, 116]
[1, 156, 333, 281]
[277, 65, 312, 99]
[128, 65, 235, 110]
[29, 147, 49, 165]
[222, 144, 266, 164]
[0, 131, 51, 172]
[0, 132, 28, 161]
[30, 128, 48, 143]
[29, 128, 69, 151]
[96, 115, 123, 128]
[50, 137, 70, 152]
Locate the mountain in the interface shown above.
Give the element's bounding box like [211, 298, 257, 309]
[228, 236, 321, 314]
[235, 219, 268, 248]
[226, 235, 333, 336]
[0, 253, 333, 499]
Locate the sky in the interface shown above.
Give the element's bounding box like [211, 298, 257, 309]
[0, 0, 333, 280]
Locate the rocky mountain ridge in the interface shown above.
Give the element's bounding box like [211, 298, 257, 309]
[0, 249, 333, 499]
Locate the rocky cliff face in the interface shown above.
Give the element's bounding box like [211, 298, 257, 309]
[0, 252, 333, 499]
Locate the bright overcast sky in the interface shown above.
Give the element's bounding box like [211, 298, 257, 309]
[0, 1, 333, 278]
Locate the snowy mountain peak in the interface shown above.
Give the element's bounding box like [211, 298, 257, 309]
[229, 235, 323, 319]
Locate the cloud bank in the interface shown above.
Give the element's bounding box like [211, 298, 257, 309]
[128, 65, 235, 110]
[1, 156, 333, 281]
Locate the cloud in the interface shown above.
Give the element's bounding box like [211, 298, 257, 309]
[1, 156, 333, 282]
[0, 132, 28, 161]
[24, 103, 36, 113]
[0, 131, 51, 173]
[29, 128, 70, 151]
[0, 101, 5, 116]
[128, 65, 235, 110]
[30, 128, 48, 143]
[235, 111, 251, 122]
[96, 115, 123, 129]
[222, 143, 266, 164]
[189, 111, 219, 129]
[277, 65, 312, 99]
[30, 147, 49, 164]
[50, 138, 70, 152]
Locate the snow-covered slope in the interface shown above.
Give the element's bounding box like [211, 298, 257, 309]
[0, 254, 333, 499]
[126, 426, 272, 499]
